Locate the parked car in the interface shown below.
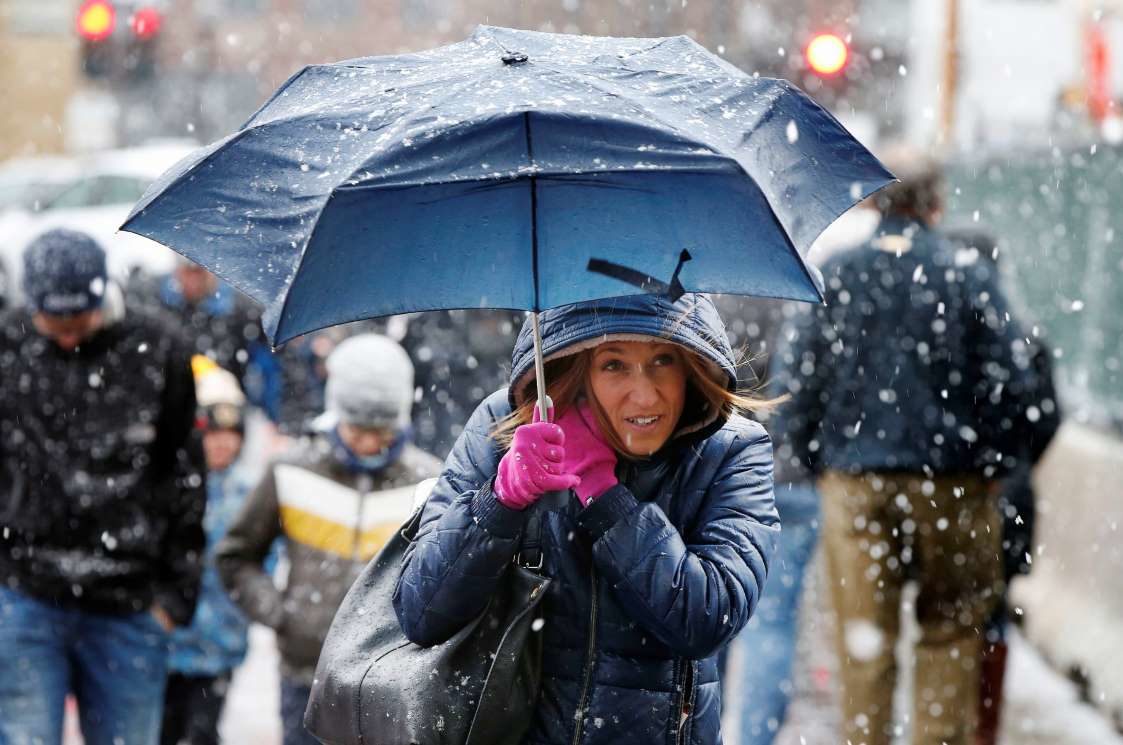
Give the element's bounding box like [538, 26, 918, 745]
[0, 141, 196, 305]
[0, 155, 80, 213]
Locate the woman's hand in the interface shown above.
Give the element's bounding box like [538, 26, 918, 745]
[555, 402, 618, 507]
[494, 406, 581, 510]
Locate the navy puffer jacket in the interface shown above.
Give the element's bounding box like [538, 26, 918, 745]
[394, 294, 778, 745]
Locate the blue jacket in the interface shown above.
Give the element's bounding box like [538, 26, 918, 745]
[772, 217, 1042, 477]
[168, 465, 254, 676]
[394, 294, 778, 745]
[129, 272, 283, 423]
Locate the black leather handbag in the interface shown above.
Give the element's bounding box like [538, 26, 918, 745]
[304, 488, 550, 745]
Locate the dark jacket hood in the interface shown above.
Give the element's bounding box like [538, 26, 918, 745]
[508, 293, 738, 442]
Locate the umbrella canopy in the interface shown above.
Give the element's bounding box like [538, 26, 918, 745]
[121, 25, 892, 347]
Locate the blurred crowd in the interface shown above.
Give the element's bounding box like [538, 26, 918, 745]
[0, 150, 1059, 745]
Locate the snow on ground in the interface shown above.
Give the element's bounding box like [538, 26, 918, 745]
[57, 551, 1120, 744]
[721, 549, 1123, 745]
[210, 575, 1123, 745]
[220, 624, 282, 743]
[1000, 630, 1123, 745]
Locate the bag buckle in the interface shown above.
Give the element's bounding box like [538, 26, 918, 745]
[516, 549, 544, 571]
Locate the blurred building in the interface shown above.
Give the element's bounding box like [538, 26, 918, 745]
[0, 0, 80, 159]
[6, 0, 1123, 156]
[122, 0, 765, 145]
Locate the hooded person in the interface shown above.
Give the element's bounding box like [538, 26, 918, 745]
[0, 228, 205, 745]
[216, 333, 442, 745]
[393, 293, 779, 745]
[162, 358, 255, 745]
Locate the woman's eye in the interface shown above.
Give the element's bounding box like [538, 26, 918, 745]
[652, 354, 676, 367]
[601, 359, 623, 372]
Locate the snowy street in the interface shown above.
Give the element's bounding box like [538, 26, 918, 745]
[6, 1, 1123, 744]
[724, 550, 1123, 745]
[210, 575, 1123, 745]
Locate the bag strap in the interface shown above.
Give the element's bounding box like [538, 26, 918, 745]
[516, 506, 544, 571]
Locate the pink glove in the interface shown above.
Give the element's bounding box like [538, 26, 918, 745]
[555, 402, 619, 507]
[494, 406, 581, 510]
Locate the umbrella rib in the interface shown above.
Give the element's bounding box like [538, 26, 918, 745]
[523, 111, 540, 312]
[241, 64, 315, 129]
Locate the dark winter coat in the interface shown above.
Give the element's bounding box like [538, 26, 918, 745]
[129, 272, 281, 421]
[402, 309, 522, 459]
[773, 217, 1043, 478]
[943, 227, 1062, 579]
[0, 306, 205, 625]
[394, 294, 779, 745]
[712, 294, 813, 487]
[216, 433, 442, 684]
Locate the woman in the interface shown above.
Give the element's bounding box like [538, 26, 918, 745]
[393, 294, 779, 745]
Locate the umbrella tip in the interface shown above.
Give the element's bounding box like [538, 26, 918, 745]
[501, 51, 529, 65]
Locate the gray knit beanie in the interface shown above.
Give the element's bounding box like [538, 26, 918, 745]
[324, 334, 414, 429]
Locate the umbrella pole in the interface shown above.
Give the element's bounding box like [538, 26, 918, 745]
[532, 311, 550, 422]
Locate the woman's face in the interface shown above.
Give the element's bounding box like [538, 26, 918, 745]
[203, 429, 243, 472]
[338, 423, 394, 457]
[587, 340, 687, 456]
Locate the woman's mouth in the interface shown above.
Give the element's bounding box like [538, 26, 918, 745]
[623, 415, 662, 429]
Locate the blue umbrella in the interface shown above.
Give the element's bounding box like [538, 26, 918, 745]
[121, 25, 892, 418]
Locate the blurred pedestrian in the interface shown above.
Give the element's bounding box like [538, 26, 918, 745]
[943, 228, 1062, 745]
[711, 296, 822, 744]
[775, 153, 1041, 745]
[0, 229, 205, 745]
[401, 309, 522, 458]
[217, 334, 442, 745]
[392, 294, 779, 745]
[130, 258, 282, 424]
[271, 320, 389, 437]
[161, 358, 256, 745]
[714, 202, 878, 742]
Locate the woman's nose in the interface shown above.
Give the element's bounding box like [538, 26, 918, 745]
[628, 371, 660, 406]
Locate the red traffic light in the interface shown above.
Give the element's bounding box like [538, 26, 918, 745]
[805, 33, 849, 76]
[77, 0, 116, 42]
[130, 7, 162, 40]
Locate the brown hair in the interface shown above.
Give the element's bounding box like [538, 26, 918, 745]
[872, 144, 944, 221]
[491, 343, 782, 456]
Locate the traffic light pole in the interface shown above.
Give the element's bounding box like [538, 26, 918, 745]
[939, 0, 960, 148]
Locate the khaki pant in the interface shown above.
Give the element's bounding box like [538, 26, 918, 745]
[819, 471, 1004, 745]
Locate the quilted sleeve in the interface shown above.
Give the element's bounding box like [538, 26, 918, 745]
[393, 391, 529, 647]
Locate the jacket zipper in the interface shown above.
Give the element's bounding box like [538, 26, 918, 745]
[570, 566, 599, 745]
[352, 476, 371, 561]
[675, 660, 695, 745]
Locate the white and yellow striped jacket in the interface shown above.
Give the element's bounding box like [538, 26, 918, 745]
[216, 436, 443, 684]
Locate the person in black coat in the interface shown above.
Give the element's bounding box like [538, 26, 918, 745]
[776, 155, 1042, 745]
[0, 230, 205, 745]
[943, 227, 1061, 745]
